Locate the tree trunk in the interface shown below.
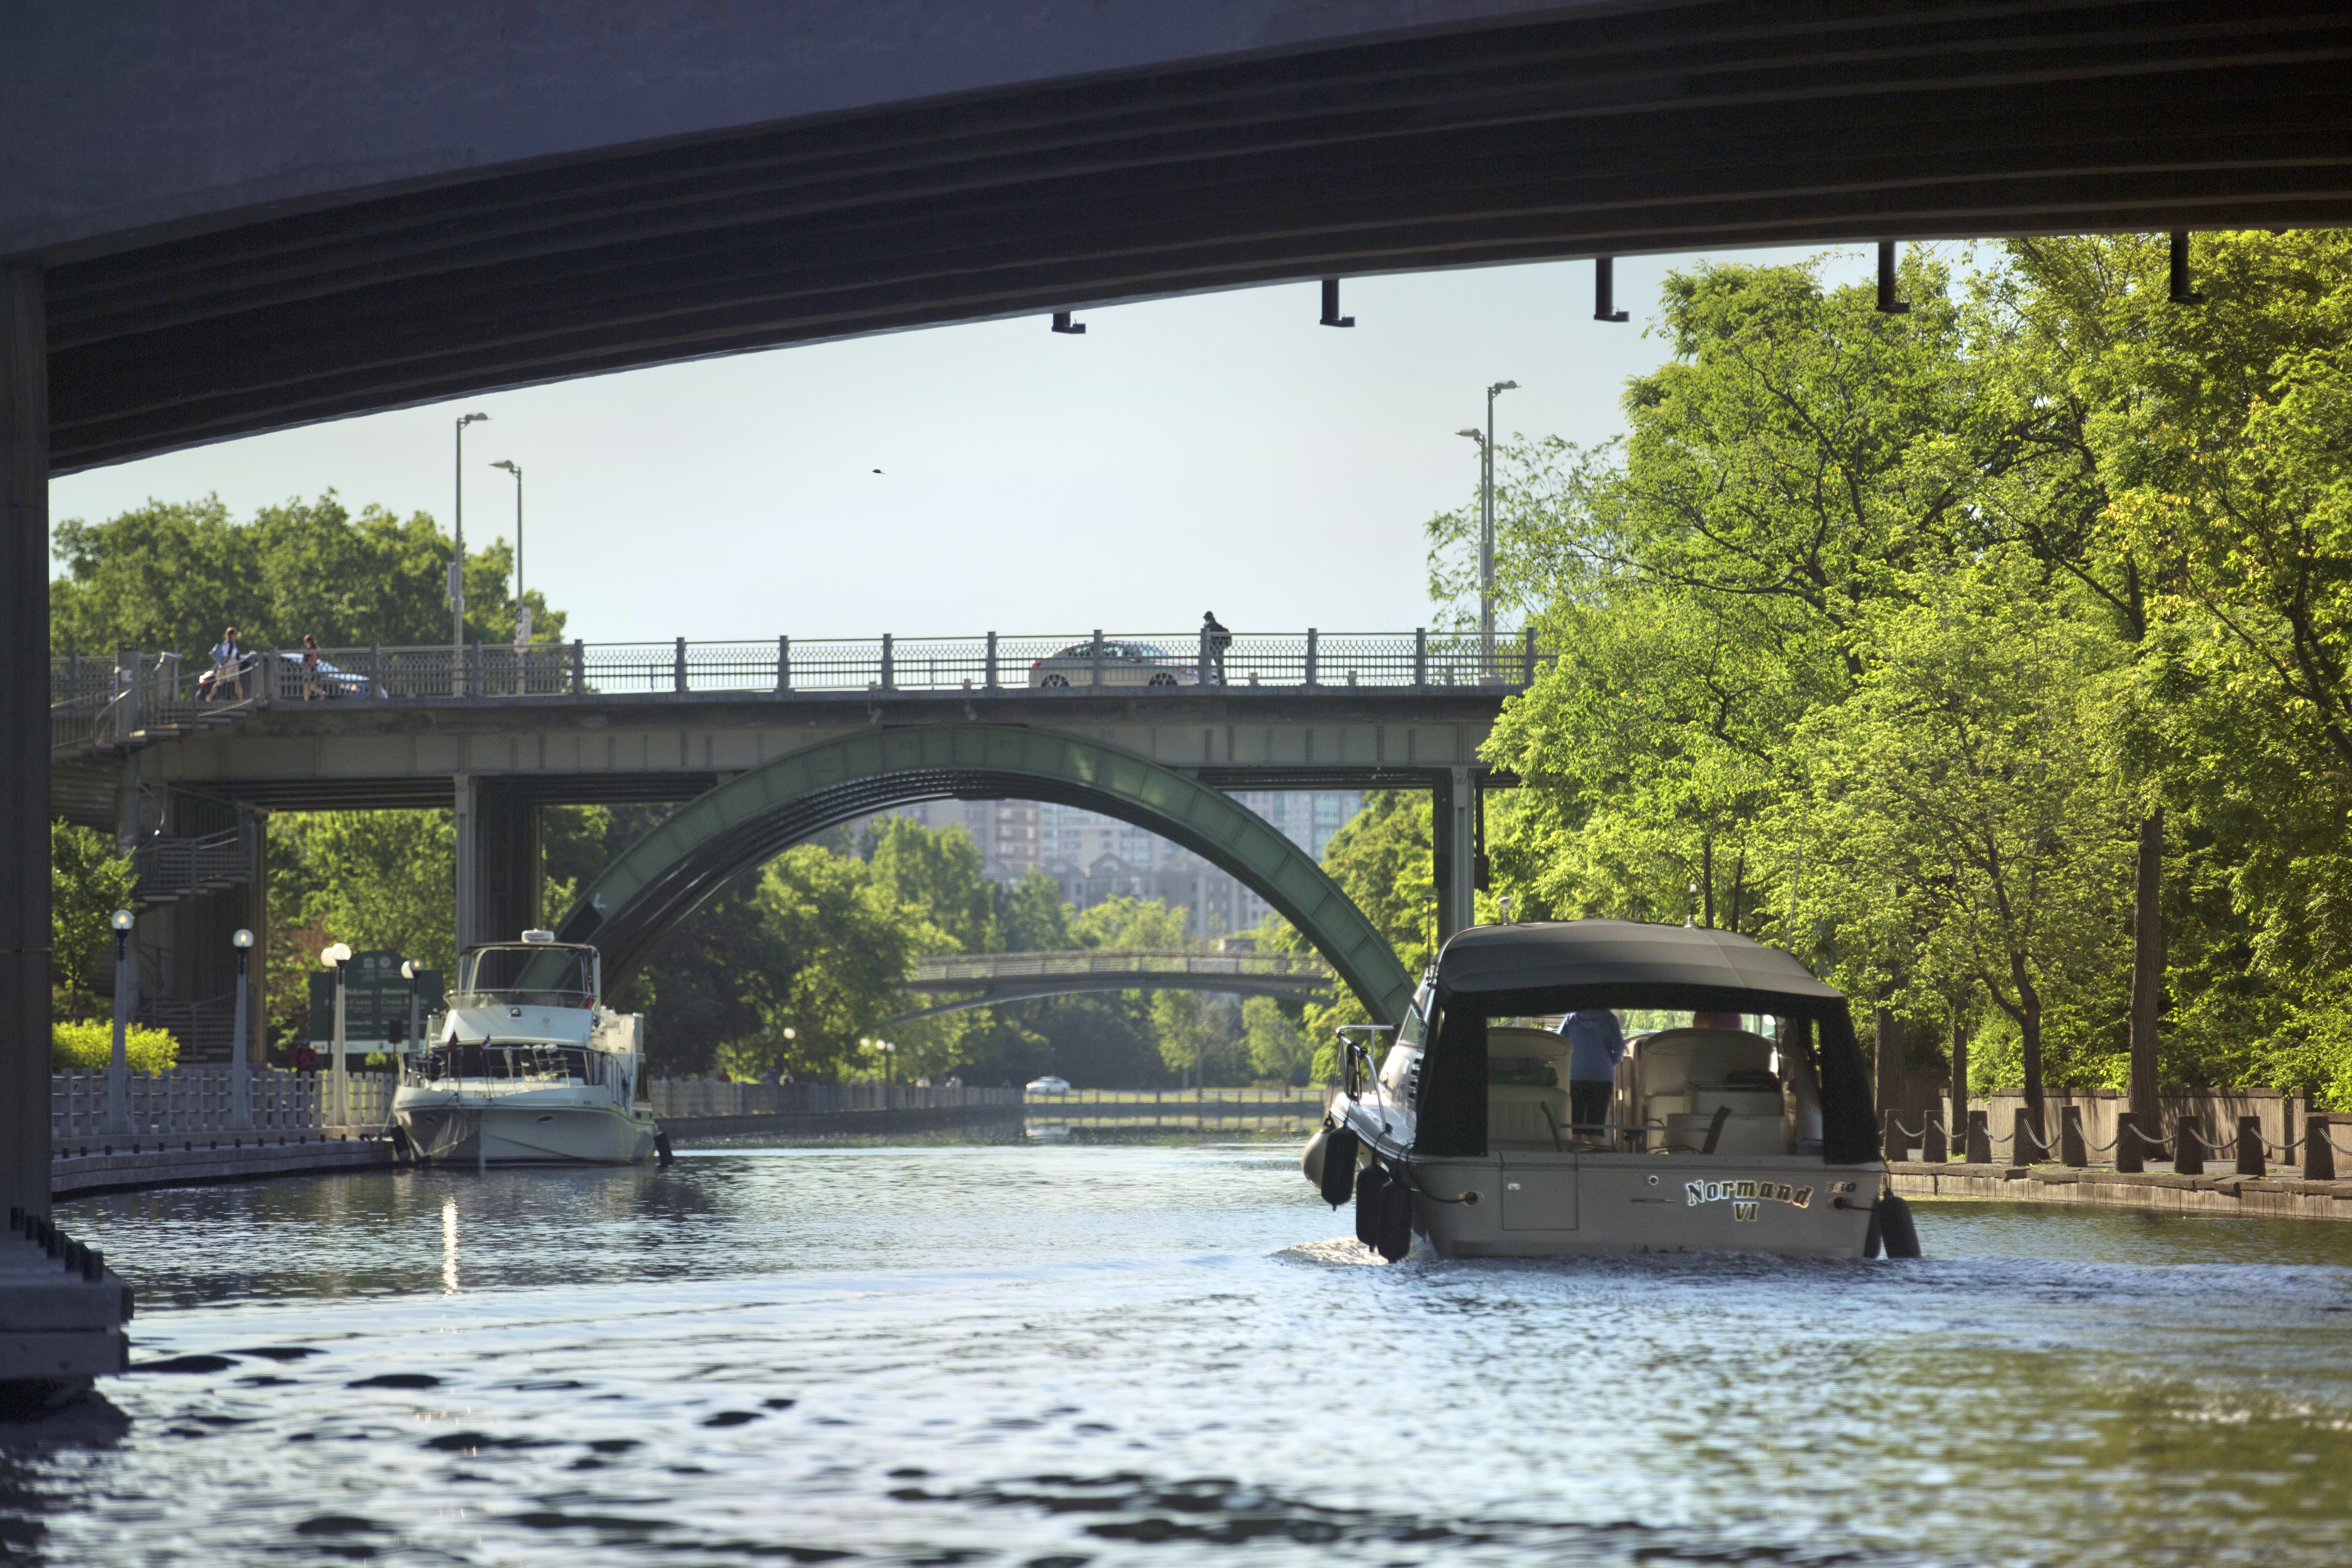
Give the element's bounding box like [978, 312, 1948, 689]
[1875, 1004, 1903, 1118]
[2011, 950, 2044, 1117]
[2128, 809, 2165, 1128]
[1949, 1008, 1969, 1148]
[1701, 833, 1715, 929]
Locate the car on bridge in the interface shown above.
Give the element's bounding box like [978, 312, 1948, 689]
[1028, 640, 1197, 688]
[1025, 1074, 1073, 1096]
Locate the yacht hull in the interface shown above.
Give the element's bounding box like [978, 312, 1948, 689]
[1401, 1152, 1882, 1259]
[397, 1093, 657, 1166]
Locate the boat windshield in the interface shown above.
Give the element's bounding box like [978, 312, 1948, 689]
[454, 944, 598, 1009]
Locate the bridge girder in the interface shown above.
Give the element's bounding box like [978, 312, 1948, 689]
[24, 2, 2352, 469]
[551, 723, 1415, 1024]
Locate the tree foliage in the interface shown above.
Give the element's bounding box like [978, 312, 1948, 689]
[51, 491, 559, 655]
[1446, 237, 2352, 1107]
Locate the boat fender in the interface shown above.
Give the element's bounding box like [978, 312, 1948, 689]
[387, 1124, 413, 1162]
[1318, 1126, 1359, 1208]
[1354, 1162, 1389, 1249]
[1301, 1128, 1330, 1190]
[1863, 1203, 1883, 1259]
[1876, 1191, 1922, 1258]
[655, 1130, 675, 1166]
[1376, 1172, 1414, 1263]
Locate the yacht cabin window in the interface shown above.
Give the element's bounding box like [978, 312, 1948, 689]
[453, 944, 599, 1010]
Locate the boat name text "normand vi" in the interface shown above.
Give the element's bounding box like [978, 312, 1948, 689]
[1686, 1180, 1813, 1209]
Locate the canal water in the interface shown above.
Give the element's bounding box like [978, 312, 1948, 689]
[15, 1140, 2352, 1566]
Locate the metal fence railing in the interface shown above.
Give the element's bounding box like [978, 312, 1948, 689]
[49, 1067, 395, 1143]
[53, 629, 1548, 749]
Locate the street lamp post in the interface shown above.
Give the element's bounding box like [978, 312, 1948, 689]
[1464, 380, 1519, 679]
[489, 459, 526, 646]
[401, 960, 423, 1060]
[322, 942, 353, 1125]
[231, 928, 255, 1129]
[452, 412, 490, 693]
[107, 909, 135, 1133]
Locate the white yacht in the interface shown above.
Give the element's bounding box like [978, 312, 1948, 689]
[1303, 920, 1918, 1260]
[394, 931, 660, 1166]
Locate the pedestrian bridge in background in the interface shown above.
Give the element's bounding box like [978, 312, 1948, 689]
[895, 947, 1335, 1022]
[50, 628, 1533, 820]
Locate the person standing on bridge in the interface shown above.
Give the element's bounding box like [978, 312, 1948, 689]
[208, 626, 245, 702]
[1559, 1007, 1624, 1147]
[1202, 611, 1232, 685]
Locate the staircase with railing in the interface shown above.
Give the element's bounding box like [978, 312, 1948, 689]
[132, 819, 258, 906]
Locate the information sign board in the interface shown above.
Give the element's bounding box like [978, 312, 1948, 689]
[307, 951, 444, 1048]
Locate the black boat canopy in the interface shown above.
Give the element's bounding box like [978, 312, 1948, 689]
[1414, 920, 1877, 1165]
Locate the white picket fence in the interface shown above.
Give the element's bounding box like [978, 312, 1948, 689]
[50, 1067, 395, 1142]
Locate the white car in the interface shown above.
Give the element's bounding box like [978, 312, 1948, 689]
[1028, 641, 1198, 688]
[1025, 1075, 1072, 1096]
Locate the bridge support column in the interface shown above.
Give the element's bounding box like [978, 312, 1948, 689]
[1432, 766, 1476, 947]
[454, 777, 540, 953]
[2, 265, 49, 1219]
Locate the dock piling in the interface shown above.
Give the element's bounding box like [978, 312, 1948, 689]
[2236, 1116, 2267, 1177]
[1964, 1109, 1991, 1165]
[2060, 1105, 2087, 1168]
[2306, 1114, 2337, 1181]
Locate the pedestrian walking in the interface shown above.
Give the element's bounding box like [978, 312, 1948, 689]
[299, 634, 323, 700]
[207, 626, 245, 701]
[1201, 610, 1232, 684]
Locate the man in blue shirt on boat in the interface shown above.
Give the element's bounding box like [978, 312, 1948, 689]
[1559, 1007, 1624, 1147]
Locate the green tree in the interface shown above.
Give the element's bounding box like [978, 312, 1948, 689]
[1243, 996, 1313, 1084]
[50, 490, 561, 656]
[867, 815, 996, 954]
[50, 822, 136, 1007]
[1786, 552, 2131, 1108]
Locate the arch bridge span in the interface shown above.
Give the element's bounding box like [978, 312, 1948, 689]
[893, 948, 1334, 1024]
[551, 724, 1414, 1025]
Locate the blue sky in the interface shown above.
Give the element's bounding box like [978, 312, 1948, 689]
[50, 246, 1880, 645]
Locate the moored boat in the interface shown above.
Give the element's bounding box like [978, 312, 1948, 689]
[1303, 920, 1917, 1260]
[394, 931, 659, 1166]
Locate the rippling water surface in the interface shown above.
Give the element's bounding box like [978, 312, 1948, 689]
[12, 1140, 2352, 1566]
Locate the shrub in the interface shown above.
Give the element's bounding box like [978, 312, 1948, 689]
[52, 1019, 180, 1074]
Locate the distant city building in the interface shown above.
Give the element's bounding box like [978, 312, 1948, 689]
[882, 798, 1040, 884]
[872, 788, 1363, 941]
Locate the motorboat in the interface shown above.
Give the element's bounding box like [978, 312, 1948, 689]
[1302, 920, 1916, 1260]
[393, 931, 660, 1165]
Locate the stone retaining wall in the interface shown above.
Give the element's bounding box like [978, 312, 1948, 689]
[53, 1132, 396, 1200]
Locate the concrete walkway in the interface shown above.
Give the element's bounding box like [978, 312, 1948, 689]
[1889, 1161, 2352, 1221]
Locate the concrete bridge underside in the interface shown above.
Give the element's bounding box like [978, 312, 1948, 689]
[10, 2, 2351, 470]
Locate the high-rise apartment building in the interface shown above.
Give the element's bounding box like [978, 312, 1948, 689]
[881, 798, 1040, 884]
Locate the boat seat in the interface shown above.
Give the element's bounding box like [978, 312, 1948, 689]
[1490, 1084, 1571, 1148]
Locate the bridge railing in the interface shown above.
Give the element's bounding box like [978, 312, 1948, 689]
[909, 949, 1334, 984]
[54, 629, 1549, 721]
